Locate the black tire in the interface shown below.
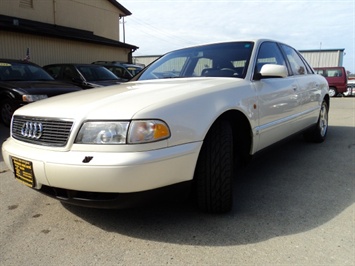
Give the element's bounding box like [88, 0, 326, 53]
[0, 99, 15, 127]
[303, 101, 329, 143]
[194, 120, 234, 213]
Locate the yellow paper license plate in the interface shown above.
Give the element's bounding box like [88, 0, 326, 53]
[11, 157, 35, 187]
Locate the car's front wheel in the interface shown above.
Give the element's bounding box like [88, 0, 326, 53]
[193, 120, 234, 213]
[303, 101, 329, 143]
[0, 99, 15, 127]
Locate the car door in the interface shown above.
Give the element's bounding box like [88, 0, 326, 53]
[253, 41, 300, 151]
[280, 44, 321, 129]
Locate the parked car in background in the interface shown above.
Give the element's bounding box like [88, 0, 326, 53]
[43, 64, 122, 89]
[0, 59, 82, 127]
[92, 61, 144, 81]
[343, 79, 355, 97]
[2, 39, 329, 213]
[314, 67, 347, 97]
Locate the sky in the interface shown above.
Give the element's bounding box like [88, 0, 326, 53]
[118, 0, 355, 73]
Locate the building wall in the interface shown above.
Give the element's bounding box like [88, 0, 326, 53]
[54, 0, 122, 41]
[0, 0, 123, 41]
[299, 50, 344, 68]
[0, 0, 54, 23]
[0, 31, 131, 66]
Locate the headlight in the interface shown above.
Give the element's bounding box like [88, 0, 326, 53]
[75, 122, 129, 144]
[22, 95, 48, 102]
[75, 120, 170, 145]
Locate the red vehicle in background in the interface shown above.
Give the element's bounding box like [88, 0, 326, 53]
[314, 67, 347, 97]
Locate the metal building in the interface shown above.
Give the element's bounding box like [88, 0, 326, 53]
[0, 0, 138, 66]
[299, 49, 345, 68]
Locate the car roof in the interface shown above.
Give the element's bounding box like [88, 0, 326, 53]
[44, 63, 106, 67]
[171, 39, 277, 49]
[93, 61, 127, 64]
[92, 61, 142, 67]
[0, 58, 40, 66]
[100, 64, 142, 68]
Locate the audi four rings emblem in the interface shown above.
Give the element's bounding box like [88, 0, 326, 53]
[21, 121, 43, 139]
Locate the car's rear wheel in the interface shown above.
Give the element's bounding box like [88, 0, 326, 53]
[303, 101, 329, 143]
[194, 120, 234, 213]
[0, 100, 15, 127]
[329, 87, 337, 97]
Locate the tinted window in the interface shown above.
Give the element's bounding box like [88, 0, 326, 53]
[124, 65, 143, 76]
[316, 69, 343, 77]
[45, 65, 61, 79]
[106, 66, 126, 79]
[280, 44, 307, 75]
[255, 42, 287, 73]
[63, 66, 80, 80]
[0, 62, 53, 81]
[77, 66, 118, 81]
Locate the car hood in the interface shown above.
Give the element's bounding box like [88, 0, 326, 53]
[14, 78, 245, 120]
[0, 80, 82, 96]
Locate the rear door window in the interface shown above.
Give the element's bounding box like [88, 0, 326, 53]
[280, 44, 307, 75]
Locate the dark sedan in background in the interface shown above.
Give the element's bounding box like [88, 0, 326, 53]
[0, 59, 82, 127]
[92, 61, 144, 81]
[43, 64, 123, 89]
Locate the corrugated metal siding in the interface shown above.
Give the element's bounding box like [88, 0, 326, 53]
[0, 31, 130, 66]
[19, 0, 33, 9]
[300, 51, 342, 68]
[2, 0, 121, 41]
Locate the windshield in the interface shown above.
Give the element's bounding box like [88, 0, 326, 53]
[136, 42, 254, 81]
[124, 65, 143, 76]
[77, 66, 119, 81]
[0, 62, 54, 81]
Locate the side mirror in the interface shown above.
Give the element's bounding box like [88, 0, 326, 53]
[254, 64, 288, 80]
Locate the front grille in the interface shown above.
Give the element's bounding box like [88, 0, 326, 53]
[12, 116, 74, 147]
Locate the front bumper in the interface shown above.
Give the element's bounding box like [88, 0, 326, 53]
[2, 138, 202, 194]
[37, 181, 192, 209]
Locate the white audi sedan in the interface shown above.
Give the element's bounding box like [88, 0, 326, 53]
[2, 39, 329, 213]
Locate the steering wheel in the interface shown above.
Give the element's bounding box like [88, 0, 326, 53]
[221, 68, 239, 76]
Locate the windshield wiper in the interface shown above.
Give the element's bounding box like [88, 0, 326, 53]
[163, 76, 183, 79]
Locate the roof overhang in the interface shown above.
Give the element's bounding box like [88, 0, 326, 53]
[107, 0, 132, 16]
[299, 48, 345, 53]
[0, 15, 138, 51]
